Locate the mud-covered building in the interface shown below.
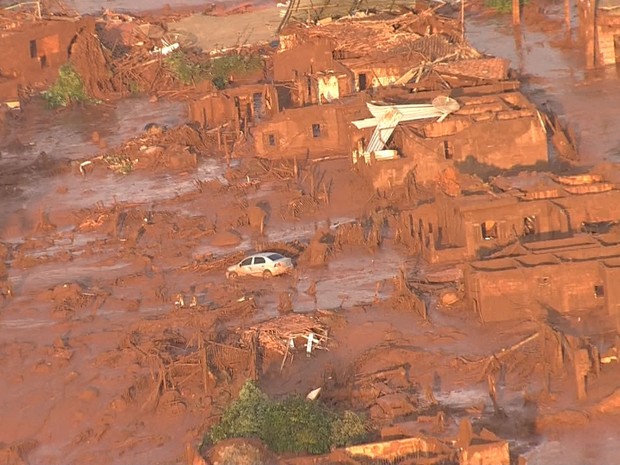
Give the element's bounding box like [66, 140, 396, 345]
[398, 173, 620, 263]
[465, 235, 620, 323]
[188, 83, 279, 135]
[596, 0, 620, 66]
[0, 13, 94, 101]
[252, 94, 369, 158]
[355, 90, 547, 186]
[272, 13, 479, 103]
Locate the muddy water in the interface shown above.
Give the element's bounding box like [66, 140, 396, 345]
[0, 0, 213, 14]
[0, 97, 185, 172]
[467, 7, 620, 464]
[466, 9, 620, 163]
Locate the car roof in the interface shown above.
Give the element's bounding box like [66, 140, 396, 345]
[245, 252, 283, 259]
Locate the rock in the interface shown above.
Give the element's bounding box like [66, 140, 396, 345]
[440, 290, 460, 306]
[535, 409, 590, 431]
[207, 438, 276, 465]
[144, 122, 166, 135]
[372, 393, 417, 420]
[65, 371, 80, 383]
[595, 388, 620, 413]
[79, 386, 100, 401]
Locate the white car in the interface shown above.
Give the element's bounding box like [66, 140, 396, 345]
[226, 252, 294, 279]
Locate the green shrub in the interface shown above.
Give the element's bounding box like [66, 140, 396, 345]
[331, 411, 368, 448]
[208, 381, 270, 443]
[164, 50, 207, 85]
[262, 396, 334, 454]
[206, 381, 369, 455]
[43, 64, 90, 108]
[102, 153, 133, 175]
[164, 50, 263, 89]
[207, 54, 263, 89]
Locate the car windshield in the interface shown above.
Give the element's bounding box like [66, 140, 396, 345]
[267, 253, 284, 261]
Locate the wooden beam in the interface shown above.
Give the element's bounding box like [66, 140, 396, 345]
[512, 0, 521, 26]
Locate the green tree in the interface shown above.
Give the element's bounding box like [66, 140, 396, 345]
[205, 381, 369, 455]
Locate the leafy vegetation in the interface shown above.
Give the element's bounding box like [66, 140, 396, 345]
[331, 410, 370, 448]
[205, 381, 368, 455]
[208, 54, 263, 89]
[103, 153, 134, 175]
[484, 0, 528, 13]
[164, 50, 263, 89]
[164, 50, 207, 85]
[42, 64, 91, 108]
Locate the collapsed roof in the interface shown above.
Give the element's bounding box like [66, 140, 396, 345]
[279, 0, 420, 31]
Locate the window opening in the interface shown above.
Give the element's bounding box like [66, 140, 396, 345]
[312, 123, 321, 138]
[481, 221, 498, 240]
[523, 216, 536, 235]
[358, 73, 367, 91]
[443, 140, 453, 160]
[29, 40, 37, 58]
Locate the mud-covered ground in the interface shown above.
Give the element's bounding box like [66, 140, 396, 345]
[3, 1, 620, 465]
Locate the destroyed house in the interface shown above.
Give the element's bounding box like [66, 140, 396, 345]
[464, 235, 620, 323]
[188, 84, 279, 133]
[596, 0, 620, 66]
[253, 94, 368, 158]
[0, 14, 95, 101]
[271, 12, 477, 106]
[352, 90, 548, 186]
[399, 174, 620, 263]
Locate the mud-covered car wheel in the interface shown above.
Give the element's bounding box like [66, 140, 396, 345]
[262, 269, 272, 279]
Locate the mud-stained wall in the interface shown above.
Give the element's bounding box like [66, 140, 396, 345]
[596, 11, 620, 65]
[299, 69, 355, 106]
[466, 258, 609, 322]
[188, 84, 278, 130]
[552, 190, 620, 229]
[343, 62, 409, 91]
[400, 115, 546, 173]
[368, 156, 419, 191]
[602, 262, 620, 319]
[272, 38, 334, 81]
[456, 199, 569, 259]
[390, 112, 547, 186]
[0, 17, 95, 99]
[253, 96, 368, 158]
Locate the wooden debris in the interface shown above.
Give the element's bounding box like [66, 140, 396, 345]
[245, 313, 329, 355]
